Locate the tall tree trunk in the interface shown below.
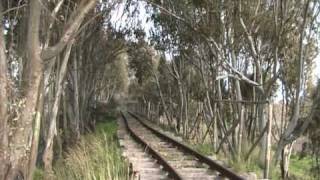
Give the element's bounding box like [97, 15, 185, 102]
[8, 1, 42, 178]
[153, 70, 173, 127]
[184, 91, 189, 137]
[0, 4, 10, 179]
[43, 43, 73, 176]
[229, 27, 244, 158]
[274, 0, 311, 166]
[264, 103, 273, 179]
[72, 54, 80, 139]
[177, 81, 183, 133]
[27, 77, 45, 180]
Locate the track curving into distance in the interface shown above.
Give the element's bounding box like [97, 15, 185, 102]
[121, 111, 245, 180]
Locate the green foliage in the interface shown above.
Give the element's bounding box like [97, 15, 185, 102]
[95, 117, 118, 136]
[53, 117, 129, 180]
[193, 143, 214, 155]
[128, 40, 158, 85]
[32, 168, 44, 180]
[229, 147, 315, 179]
[106, 53, 129, 94]
[190, 141, 315, 179]
[288, 154, 314, 179]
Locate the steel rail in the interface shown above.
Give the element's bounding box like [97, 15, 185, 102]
[128, 112, 245, 180]
[120, 111, 183, 180]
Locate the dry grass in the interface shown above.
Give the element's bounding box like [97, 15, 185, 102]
[53, 119, 129, 180]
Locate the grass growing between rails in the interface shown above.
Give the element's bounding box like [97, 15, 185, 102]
[53, 116, 129, 180]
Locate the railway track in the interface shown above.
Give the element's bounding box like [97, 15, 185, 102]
[119, 111, 246, 180]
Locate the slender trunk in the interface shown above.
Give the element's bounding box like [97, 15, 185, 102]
[274, 0, 310, 163]
[281, 143, 294, 179]
[43, 43, 73, 176]
[172, 60, 183, 133]
[177, 81, 183, 133]
[73, 54, 80, 139]
[62, 91, 70, 144]
[184, 91, 189, 137]
[153, 71, 172, 127]
[258, 100, 267, 163]
[215, 79, 234, 154]
[229, 30, 244, 157]
[213, 103, 218, 150]
[27, 78, 44, 180]
[147, 101, 151, 118]
[264, 103, 273, 179]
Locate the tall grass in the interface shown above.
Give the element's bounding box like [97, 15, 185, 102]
[192, 142, 315, 179]
[54, 119, 129, 180]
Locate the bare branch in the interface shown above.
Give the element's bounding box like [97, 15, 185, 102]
[1, 4, 27, 15]
[41, 0, 97, 60]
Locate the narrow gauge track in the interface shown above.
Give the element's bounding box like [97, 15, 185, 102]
[121, 111, 245, 180]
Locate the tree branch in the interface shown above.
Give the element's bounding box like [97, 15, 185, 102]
[41, 0, 97, 60]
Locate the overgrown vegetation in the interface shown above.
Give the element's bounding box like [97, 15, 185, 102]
[125, 0, 320, 179]
[194, 143, 315, 179]
[288, 154, 314, 179]
[0, 1, 130, 178]
[52, 116, 129, 180]
[1, 0, 320, 179]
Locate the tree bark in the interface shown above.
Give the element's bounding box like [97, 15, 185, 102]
[274, 0, 311, 164]
[228, 25, 244, 158]
[264, 103, 273, 179]
[8, 0, 42, 178]
[0, 4, 10, 179]
[72, 54, 81, 139]
[41, 0, 97, 60]
[43, 43, 73, 176]
[153, 70, 173, 127]
[28, 79, 44, 180]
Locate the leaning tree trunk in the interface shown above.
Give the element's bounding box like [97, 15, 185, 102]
[153, 70, 173, 128]
[43, 43, 73, 176]
[272, 3, 312, 179]
[229, 27, 244, 158]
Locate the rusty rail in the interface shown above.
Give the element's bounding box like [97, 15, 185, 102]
[128, 111, 245, 180]
[120, 111, 183, 180]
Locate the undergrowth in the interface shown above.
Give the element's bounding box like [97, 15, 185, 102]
[193, 143, 315, 179]
[53, 116, 129, 180]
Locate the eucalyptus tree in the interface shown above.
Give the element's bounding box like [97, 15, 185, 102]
[133, 0, 320, 178]
[0, 0, 126, 179]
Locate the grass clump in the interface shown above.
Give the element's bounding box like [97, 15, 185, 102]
[54, 117, 129, 180]
[228, 145, 264, 177]
[193, 143, 214, 156]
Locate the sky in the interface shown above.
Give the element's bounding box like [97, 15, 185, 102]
[110, 1, 153, 39]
